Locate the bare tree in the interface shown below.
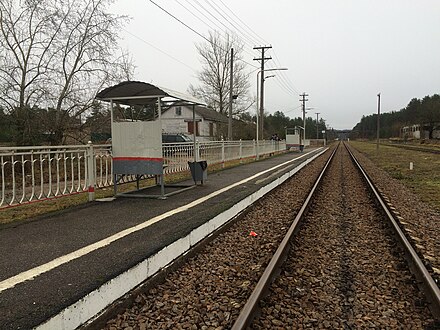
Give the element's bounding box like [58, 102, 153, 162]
[0, 0, 133, 145]
[189, 31, 252, 116]
[45, 0, 131, 144]
[0, 0, 65, 144]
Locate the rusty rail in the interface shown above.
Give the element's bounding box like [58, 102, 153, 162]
[231, 146, 337, 329]
[345, 142, 440, 319]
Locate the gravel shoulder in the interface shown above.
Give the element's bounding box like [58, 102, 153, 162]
[349, 143, 440, 284]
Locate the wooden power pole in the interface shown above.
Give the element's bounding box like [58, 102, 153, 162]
[253, 45, 272, 140]
[300, 93, 309, 146]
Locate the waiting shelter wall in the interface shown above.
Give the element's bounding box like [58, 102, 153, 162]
[112, 121, 163, 175]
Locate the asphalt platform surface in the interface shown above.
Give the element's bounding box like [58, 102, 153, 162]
[0, 149, 323, 329]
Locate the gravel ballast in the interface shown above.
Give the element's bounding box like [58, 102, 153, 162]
[102, 143, 438, 329]
[253, 143, 435, 329]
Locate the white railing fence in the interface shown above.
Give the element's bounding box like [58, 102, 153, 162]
[1, 139, 286, 209]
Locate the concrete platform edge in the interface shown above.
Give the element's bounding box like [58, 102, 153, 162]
[36, 148, 327, 330]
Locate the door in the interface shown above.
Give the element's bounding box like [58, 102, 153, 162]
[188, 121, 199, 136]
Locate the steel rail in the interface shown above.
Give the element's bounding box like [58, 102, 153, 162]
[344, 142, 440, 319]
[231, 146, 337, 329]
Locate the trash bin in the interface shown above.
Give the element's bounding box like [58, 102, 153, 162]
[188, 160, 208, 184]
[299, 144, 304, 152]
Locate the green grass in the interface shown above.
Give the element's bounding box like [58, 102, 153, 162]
[350, 141, 440, 212]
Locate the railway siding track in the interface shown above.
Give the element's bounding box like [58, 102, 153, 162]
[382, 142, 440, 155]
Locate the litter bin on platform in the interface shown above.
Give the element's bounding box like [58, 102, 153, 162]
[188, 160, 208, 184]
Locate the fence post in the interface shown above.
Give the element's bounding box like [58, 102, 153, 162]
[221, 138, 225, 168]
[196, 140, 200, 162]
[239, 139, 242, 164]
[86, 141, 96, 202]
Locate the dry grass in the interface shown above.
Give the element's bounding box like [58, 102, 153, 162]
[350, 141, 440, 212]
[0, 154, 275, 226]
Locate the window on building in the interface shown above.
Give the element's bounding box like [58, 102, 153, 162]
[175, 106, 182, 116]
[209, 122, 214, 136]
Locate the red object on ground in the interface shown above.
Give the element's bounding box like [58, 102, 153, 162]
[249, 231, 258, 237]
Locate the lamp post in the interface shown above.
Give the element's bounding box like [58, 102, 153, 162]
[256, 67, 288, 159]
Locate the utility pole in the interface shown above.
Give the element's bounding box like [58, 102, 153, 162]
[228, 48, 234, 140]
[299, 93, 308, 148]
[376, 93, 381, 151]
[253, 45, 272, 140]
[315, 112, 320, 139]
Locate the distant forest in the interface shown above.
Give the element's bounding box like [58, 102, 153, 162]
[351, 94, 440, 139]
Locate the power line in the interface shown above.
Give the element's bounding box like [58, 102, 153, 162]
[123, 29, 197, 72]
[149, 0, 258, 69]
[188, 0, 260, 60]
[216, 0, 267, 45]
[149, 0, 213, 44]
[174, 0, 223, 33]
[211, 0, 301, 95]
[283, 105, 303, 114]
[203, 0, 260, 47]
[271, 54, 300, 93]
[267, 66, 298, 95]
[148, 0, 299, 98]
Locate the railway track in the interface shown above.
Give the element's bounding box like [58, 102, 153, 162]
[236, 142, 439, 329]
[93, 143, 439, 329]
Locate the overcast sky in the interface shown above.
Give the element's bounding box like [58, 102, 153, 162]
[110, 0, 440, 130]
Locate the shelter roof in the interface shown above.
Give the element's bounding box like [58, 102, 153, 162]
[95, 81, 205, 107]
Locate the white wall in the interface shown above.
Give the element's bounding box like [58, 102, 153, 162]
[161, 106, 217, 140]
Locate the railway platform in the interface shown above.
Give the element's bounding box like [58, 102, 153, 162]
[0, 148, 325, 330]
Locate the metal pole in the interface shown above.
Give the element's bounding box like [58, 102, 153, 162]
[256, 71, 260, 160]
[377, 93, 381, 151]
[228, 48, 234, 140]
[110, 100, 117, 196]
[193, 104, 196, 163]
[86, 141, 95, 201]
[256, 68, 287, 159]
[158, 97, 164, 196]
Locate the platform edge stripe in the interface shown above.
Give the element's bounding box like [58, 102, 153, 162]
[0, 148, 324, 294]
[35, 148, 327, 330]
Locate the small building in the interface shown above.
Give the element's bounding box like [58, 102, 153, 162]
[161, 105, 228, 141]
[401, 124, 423, 139]
[400, 123, 440, 140]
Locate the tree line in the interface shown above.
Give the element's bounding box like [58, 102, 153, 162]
[351, 94, 440, 139]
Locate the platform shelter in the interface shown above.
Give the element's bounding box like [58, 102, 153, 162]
[96, 81, 205, 198]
